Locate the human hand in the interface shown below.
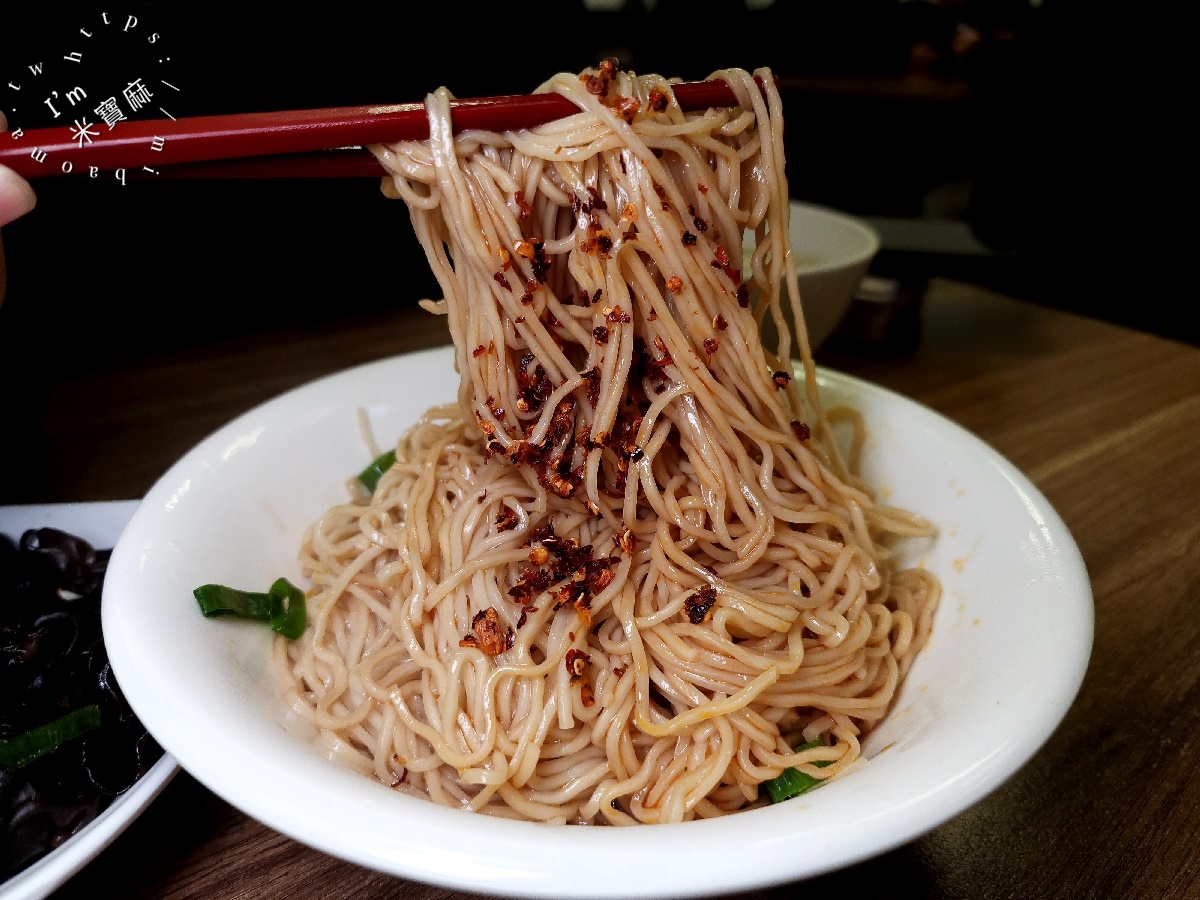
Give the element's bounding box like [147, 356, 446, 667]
[0, 112, 36, 227]
[2, 110, 38, 304]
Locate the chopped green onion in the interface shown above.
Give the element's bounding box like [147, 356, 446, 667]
[193, 584, 276, 620]
[267, 577, 307, 640]
[762, 739, 834, 803]
[358, 450, 396, 493]
[0, 704, 102, 769]
[193, 578, 307, 640]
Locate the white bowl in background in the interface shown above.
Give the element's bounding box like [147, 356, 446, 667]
[746, 200, 881, 351]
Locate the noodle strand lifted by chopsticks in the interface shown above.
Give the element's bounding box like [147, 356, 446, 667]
[274, 63, 940, 824]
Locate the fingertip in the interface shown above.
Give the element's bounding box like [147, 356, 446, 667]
[0, 165, 37, 226]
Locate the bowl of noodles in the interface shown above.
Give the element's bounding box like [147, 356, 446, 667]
[100, 63, 1092, 897]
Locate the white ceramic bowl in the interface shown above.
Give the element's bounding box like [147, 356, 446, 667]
[745, 200, 881, 351]
[101, 347, 1092, 899]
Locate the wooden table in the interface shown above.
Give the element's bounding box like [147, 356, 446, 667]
[10, 278, 1199, 899]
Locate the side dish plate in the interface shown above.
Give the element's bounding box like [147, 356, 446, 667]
[0, 502, 179, 900]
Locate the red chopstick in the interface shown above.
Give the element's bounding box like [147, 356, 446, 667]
[1, 76, 775, 180]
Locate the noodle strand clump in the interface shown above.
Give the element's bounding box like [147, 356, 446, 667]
[275, 63, 940, 824]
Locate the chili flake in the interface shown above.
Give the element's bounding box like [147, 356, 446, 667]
[565, 648, 590, 679]
[514, 190, 531, 221]
[461, 607, 513, 657]
[615, 526, 636, 556]
[685, 585, 717, 624]
[495, 505, 519, 532]
[614, 96, 640, 123]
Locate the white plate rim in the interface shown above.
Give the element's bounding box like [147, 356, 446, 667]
[0, 501, 180, 900]
[100, 347, 1094, 899]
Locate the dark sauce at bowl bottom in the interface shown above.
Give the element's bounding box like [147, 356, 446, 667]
[0, 528, 164, 882]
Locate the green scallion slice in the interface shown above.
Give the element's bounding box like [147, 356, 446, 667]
[358, 450, 397, 493]
[0, 704, 102, 769]
[267, 577, 307, 639]
[193, 578, 307, 640]
[193, 583, 276, 620]
[762, 739, 834, 803]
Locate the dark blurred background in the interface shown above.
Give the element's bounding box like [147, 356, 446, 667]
[0, 0, 1175, 493]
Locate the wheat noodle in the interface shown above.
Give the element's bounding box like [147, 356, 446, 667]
[274, 63, 940, 824]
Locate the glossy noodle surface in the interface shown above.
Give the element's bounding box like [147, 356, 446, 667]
[274, 64, 939, 824]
